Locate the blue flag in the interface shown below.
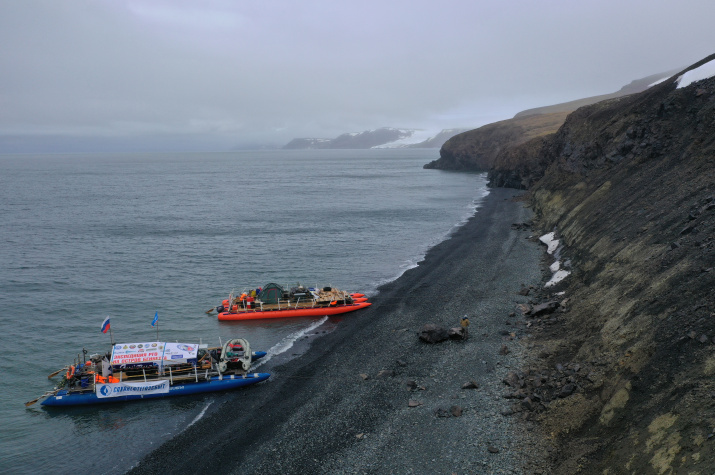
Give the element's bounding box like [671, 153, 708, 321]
[151, 311, 158, 326]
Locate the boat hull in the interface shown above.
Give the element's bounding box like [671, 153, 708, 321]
[41, 373, 270, 407]
[217, 302, 371, 321]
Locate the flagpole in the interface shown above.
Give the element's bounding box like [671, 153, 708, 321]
[109, 325, 114, 345]
[152, 311, 159, 341]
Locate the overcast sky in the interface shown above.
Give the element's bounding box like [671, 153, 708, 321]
[1, 0, 714, 151]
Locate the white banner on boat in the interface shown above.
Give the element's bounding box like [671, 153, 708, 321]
[110, 342, 199, 365]
[96, 380, 170, 398]
[162, 342, 198, 362]
[111, 342, 163, 365]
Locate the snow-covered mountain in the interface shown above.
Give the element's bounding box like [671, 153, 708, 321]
[282, 127, 466, 149]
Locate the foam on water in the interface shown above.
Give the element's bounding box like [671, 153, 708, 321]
[252, 316, 330, 369]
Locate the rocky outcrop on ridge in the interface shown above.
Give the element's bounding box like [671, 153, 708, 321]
[493, 53, 715, 473]
[426, 71, 674, 172]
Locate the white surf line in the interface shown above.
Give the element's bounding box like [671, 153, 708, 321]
[183, 319, 328, 430]
[251, 316, 329, 370]
[374, 186, 492, 293]
[186, 400, 213, 429]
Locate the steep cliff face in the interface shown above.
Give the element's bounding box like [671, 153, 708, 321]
[428, 71, 674, 172]
[519, 54, 715, 473]
[424, 111, 569, 170]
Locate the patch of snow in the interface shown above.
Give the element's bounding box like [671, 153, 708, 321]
[648, 76, 669, 88]
[545, 270, 571, 288]
[539, 232, 559, 254]
[373, 129, 437, 148]
[676, 59, 715, 89]
[550, 261, 560, 273]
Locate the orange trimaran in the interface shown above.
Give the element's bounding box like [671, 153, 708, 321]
[214, 283, 371, 321]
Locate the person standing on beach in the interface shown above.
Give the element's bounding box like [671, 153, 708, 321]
[461, 316, 470, 340]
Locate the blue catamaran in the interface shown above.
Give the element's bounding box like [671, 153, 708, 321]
[28, 338, 269, 407]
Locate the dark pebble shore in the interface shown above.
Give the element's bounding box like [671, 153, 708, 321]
[130, 187, 545, 474]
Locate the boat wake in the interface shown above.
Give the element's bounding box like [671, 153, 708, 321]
[252, 317, 329, 369]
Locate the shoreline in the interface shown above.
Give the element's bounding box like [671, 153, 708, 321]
[130, 187, 545, 474]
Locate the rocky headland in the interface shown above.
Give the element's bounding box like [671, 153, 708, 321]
[437, 53, 715, 473]
[423, 70, 675, 173]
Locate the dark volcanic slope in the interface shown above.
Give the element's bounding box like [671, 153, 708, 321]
[499, 54, 715, 473]
[130, 188, 545, 474]
[426, 71, 674, 172]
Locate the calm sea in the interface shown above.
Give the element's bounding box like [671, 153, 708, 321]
[0, 149, 488, 473]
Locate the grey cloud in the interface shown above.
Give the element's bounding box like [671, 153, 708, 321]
[1, 0, 714, 151]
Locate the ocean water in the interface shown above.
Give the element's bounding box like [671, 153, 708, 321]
[0, 149, 488, 473]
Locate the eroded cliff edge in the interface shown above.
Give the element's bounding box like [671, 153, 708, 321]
[519, 55, 712, 473]
[479, 54, 714, 473]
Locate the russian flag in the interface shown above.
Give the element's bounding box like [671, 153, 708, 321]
[101, 316, 111, 334]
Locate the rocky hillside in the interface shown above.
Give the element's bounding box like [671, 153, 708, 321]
[424, 111, 571, 170]
[513, 69, 680, 119]
[497, 54, 715, 473]
[425, 71, 674, 171]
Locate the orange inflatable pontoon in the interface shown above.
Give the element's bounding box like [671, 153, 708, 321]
[218, 301, 371, 321]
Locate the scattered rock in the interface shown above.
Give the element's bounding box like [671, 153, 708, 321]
[406, 380, 418, 391]
[419, 324, 449, 343]
[377, 369, 395, 378]
[436, 408, 451, 417]
[530, 301, 560, 317]
[699, 334, 709, 344]
[518, 286, 531, 296]
[408, 400, 422, 408]
[680, 224, 697, 235]
[503, 371, 521, 388]
[521, 397, 537, 411]
[396, 359, 407, 367]
[450, 405, 463, 417]
[359, 373, 370, 380]
[487, 445, 500, 454]
[448, 327, 467, 340]
[499, 344, 510, 355]
[558, 384, 576, 398]
[462, 380, 479, 390]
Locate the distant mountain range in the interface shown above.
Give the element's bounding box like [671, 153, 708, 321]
[282, 127, 468, 150]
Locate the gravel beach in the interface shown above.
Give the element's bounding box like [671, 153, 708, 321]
[130, 187, 545, 475]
